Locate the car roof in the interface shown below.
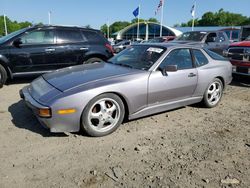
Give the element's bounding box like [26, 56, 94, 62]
[30, 24, 100, 32]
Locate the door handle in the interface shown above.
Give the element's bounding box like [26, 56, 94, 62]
[188, 73, 197, 77]
[45, 48, 55, 52]
[80, 47, 89, 51]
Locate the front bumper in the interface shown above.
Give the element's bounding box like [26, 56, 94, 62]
[20, 86, 81, 133]
[231, 60, 250, 76]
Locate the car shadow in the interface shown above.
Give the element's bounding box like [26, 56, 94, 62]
[230, 75, 250, 87]
[8, 100, 67, 137]
[6, 76, 38, 85]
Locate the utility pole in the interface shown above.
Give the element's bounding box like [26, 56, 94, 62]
[4, 14, 8, 35]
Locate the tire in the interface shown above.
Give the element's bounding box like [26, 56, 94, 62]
[81, 93, 125, 137]
[202, 78, 223, 108]
[84, 57, 103, 64]
[0, 64, 7, 88]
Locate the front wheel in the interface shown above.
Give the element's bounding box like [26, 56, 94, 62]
[0, 64, 7, 88]
[202, 78, 223, 108]
[81, 93, 125, 137]
[84, 57, 103, 64]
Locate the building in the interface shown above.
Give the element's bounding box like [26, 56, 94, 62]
[112, 22, 182, 40]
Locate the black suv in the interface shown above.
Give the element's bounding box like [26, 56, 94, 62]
[0, 25, 114, 87]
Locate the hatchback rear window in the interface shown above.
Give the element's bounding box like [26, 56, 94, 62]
[204, 49, 227, 61]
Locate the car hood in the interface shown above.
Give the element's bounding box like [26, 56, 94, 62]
[43, 63, 142, 91]
[230, 41, 250, 47]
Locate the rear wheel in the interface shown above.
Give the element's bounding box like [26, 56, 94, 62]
[0, 64, 7, 88]
[202, 78, 223, 108]
[81, 93, 125, 137]
[84, 57, 103, 64]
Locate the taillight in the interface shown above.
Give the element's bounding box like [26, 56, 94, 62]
[105, 43, 114, 54]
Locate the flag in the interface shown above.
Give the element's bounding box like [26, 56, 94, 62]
[155, 0, 164, 15]
[191, 4, 195, 17]
[133, 6, 139, 17]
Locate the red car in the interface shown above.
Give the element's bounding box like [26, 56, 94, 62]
[224, 26, 250, 76]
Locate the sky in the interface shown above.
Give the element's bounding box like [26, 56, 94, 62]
[1, 0, 250, 29]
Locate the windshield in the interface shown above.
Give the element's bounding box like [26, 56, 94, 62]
[0, 28, 28, 44]
[176, 31, 207, 42]
[108, 45, 166, 70]
[245, 36, 250, 41]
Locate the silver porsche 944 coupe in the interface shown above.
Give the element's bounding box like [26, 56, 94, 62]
[20, 44, 232, 137]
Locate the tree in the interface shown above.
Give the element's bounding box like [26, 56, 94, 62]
[178, 9, 250, 27]
[0, 15, 32, 36]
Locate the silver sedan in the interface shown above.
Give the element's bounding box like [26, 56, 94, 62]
[20, 44, 232, 137]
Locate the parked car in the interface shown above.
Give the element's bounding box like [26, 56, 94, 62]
[147, 36, 176, 43]
[112, 40, 131, 53]
[220, 28, 240, 43]
[0, 25, 114, 88]
[20, 43, 232, 137]
[171, 31, 230, 55]
[223, 26, 250, 76]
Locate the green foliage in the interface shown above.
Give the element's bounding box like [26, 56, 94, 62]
[180, 9, 250, 27]
[100, 18, 159, 36]
[0, 15, 32, 36]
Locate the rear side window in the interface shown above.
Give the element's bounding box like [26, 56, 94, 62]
[192, 49, 209, 67]
[56, 29, 83, 43]
[217, 32, 226, 42]
[204, 49, 227, 61]
[82, 30, 106, 43]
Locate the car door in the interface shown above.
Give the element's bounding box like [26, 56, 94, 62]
[51, 28, 86, 69]
[148, 48, 198, 105]
[215, 32, 230, 55]
[9, 28, 56, 73]
[204, 32, 219, 53]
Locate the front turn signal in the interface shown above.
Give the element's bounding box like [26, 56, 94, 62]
[38, 108, 51, 118]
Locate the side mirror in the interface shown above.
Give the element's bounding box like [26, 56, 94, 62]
[161, 65, 178, 76]
[13, 38, 22, 47]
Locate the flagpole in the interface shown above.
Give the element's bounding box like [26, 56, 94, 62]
[191, 1, 196, 31]
[137, 5, 140, 40]
[4, 14, 8, 36]
[160, 0, 164, 37]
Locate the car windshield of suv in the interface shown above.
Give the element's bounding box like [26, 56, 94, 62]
[0, 28, 28, 44]
[176, 31, 207, 42]
[245, 36, 250, 41]
[108, 45, 166, 70]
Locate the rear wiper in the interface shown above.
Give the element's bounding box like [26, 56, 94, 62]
[115, 63, 134, 69]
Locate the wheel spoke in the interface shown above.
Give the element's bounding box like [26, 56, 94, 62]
[107, 116, 115, 124]
[108, 105, 117, 114]
[99, 101, 107, 113]
[90, 112, 102, 120]
[97, 120, 105, 128]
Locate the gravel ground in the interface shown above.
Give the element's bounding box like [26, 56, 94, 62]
[0, 76, 249, 188]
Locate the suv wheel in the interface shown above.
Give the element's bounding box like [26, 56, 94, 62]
[0, 64, 7, 88]
[81, 93, 125, 137]
[84, 57, 103, 64]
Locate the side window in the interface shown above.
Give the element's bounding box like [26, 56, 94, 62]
[192, 49, 209, 67]
[217, 32, 226, 42]
[159, 49, 193, 70]
[232, 30, 239, 41]
[206, 33, 217, 42]
[21, 30, 54, 44]
[82, 30, 105, 43]
[56, 29, 83, 43]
